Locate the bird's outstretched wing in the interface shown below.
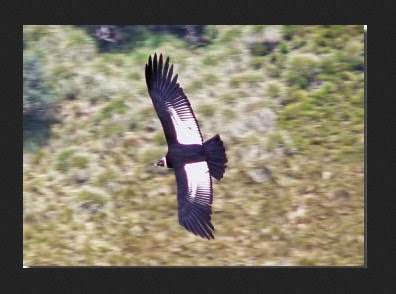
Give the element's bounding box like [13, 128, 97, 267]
[145, 53, 203, 146]
[175, 161, 214, 239]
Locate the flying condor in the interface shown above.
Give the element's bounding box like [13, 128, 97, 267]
[145, 53, 228, 239]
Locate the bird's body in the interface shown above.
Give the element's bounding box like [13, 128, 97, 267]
[145, 53, 227, 239]
[166, 143, 206, 169]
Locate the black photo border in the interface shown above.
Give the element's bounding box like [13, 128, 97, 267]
[6, 0, 392, 291]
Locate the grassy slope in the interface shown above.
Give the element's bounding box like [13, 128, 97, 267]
[23, 25, 364, 266]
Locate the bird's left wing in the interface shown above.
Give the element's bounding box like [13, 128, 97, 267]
[175, 161, 214, 239]
[145, 53, 203, 145]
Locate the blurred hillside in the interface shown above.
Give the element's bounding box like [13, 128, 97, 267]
[23, 25, 364, 266]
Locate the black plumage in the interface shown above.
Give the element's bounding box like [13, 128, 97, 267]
[145, 53, 227, 239]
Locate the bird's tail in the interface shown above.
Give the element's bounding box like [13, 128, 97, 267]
[204, 134, 228, 180]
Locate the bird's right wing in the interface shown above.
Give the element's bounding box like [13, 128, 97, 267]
[175, 161, 214, 239]
[145, 53, 203, 146]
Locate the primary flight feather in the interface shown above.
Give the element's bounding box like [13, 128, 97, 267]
[145, 53, 228, 239]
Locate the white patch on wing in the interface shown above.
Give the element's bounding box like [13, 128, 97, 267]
[162, 156, 167, 168]
[168, 103, 202, 145]
[184, 161, 211, 200]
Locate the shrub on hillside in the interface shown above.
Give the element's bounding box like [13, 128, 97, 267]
[78, 25, 210, 51]
[285, 53, 320, 89]
[23, 53, 56, 120]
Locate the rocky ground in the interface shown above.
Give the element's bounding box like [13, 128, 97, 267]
[23, 25, 364, 266]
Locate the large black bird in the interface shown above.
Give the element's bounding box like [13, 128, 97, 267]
[145, 53, 228, 239]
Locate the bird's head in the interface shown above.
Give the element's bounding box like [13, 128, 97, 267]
[154, 156, 167, 168]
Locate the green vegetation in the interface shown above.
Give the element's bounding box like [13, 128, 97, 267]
[219, 26, 242, 43]
[202, 55, 219, 66]
[101, 99, 128, 119]
[94, 168, 117, 187]
[72, 156, 90, 169]
[198, 104, 216, 118]
[24, 25, 364, 266]
[55, 149, 76, 171]
[267, 132, 284, 151]
[286, 53, 319, 88]
[229, 73, 264, 88]
[77, 190, 107, 205]
[283, 25, 295, 40]
[23, 53, 56, 113]
[55, 149, 90, 172]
